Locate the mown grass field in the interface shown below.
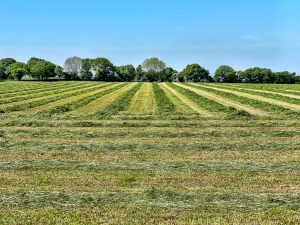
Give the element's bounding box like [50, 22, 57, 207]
[0, 81, 300, 224]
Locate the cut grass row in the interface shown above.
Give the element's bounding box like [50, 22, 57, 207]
[198, 83, 300, 110]
[4, 126, 300, 139]
[29, 83, 125, 115]
[0, 169, 299, 193]
[178, 83, 269, 116]
[0, 82, 81, 100]
[1, 160, 300, 173]
[187, 83, 296, 115]
[2, 118, 300, 128]
[1, 146, 300, 162]
[1, 83, 108, 112]
[0, 82, 94, 106]
[0, 207, 299, 225]
[90, 83, 143, 117]
[162, 83, 214, 117]
[168, 83, 230, 113]
[153, 83, 176, 114]
[4, 135, 300, 147]
[0, 81, 72, 94]
[159, 83, 194, 114]
[71, 83, 136, 115]
[207, 83, 300, 99]
[126, 83, 157, 114]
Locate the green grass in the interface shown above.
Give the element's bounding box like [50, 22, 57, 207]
[153, 83, 176, 114]
[0, 81, 300, 224]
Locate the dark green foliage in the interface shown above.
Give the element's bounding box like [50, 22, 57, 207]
[93, 58, 117, 81]
[240, 67, 274, 83]
[0, 58, 16, 80]
[180, 64, 211, 82]
[6, 62, 28, 80]
[27, 58, 56, 80]
[117, 65, 136, 81]
[215, 65, 238, 83]
[80, 59, 94, 80]
[274, 71, 296, 84]
[135, 65, 144, 81]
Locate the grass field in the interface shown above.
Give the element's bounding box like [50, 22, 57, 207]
[0, 81, 300, 224]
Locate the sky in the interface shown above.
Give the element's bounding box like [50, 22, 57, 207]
[0, 0, 299, 74]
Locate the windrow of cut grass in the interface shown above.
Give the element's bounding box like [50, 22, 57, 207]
[0, 81, 69, 94]
[167, 83, 229, 114]
[1, 169, 300, 194]
[71, 83, 136, 115]
[5, 134, 300, 147]
[214, 83, 300, 94]
[92, 83, 143, 117]
[159, 83, 197, 114]
[163, 83, 216, 117]
[207, 83, 300, 99]
[5, 126, 300, 140]
[193, 83, 300, 113]
[153, 83, 176, 114]
[46, 83, 128, 116]
[175, 83, 268, 116]
[126, 83, 157, 114]
[0, 82, 92, 105]
[188, 83, 292, 116]
[0, 82, 80, 100]
[23, 83, 122, 115]
[0, 206, 299, 225]
[1, 83, 105, 113]
[206, 83, 300, 104]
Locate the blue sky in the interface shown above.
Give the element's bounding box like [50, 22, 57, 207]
[0, 0, 299, 73]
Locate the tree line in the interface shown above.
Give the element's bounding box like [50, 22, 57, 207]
[0, 57, 298, 84]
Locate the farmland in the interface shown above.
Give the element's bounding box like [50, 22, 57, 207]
[1, 81, 300, 224]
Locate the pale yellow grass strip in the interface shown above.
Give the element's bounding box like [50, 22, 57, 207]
[161, 83, 215, 117]
[175, 83, 268, 116]
[72, 83, 137, 115]
[126, 83, 156, 114]
[194, 83, 300, 112]
[22, 83, 121, 114]
[206, 83, 300, 100]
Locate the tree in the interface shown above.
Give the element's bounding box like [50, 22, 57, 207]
[135, 65, 144, 81]
[142, 58, 166, 72]
[214, 65, 236, 82]
[180, 64, 210, 82]
[64, 56, 82, 80]
[81, 58, 94, 80]
[274, 71, 296, 84]
[7, 62, 28, 80]
[241, 67, 274, 83]
[0, 58, 16, 80]
[142, 70, 160, 82]
[28, 58, 56, 80]
[117, 65, 136, 81]
[55, 66, 64, 80]
[92, 58, 116, 81]
[161, 67, 177, 82]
